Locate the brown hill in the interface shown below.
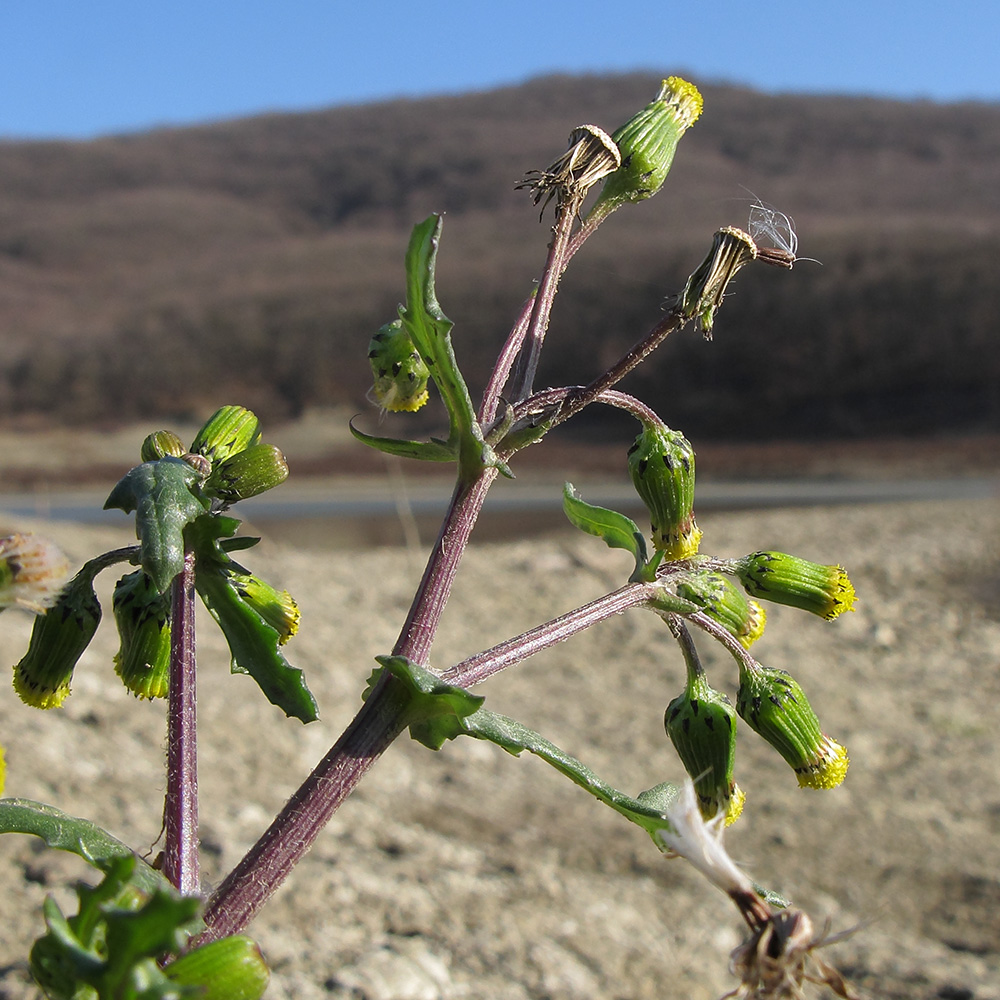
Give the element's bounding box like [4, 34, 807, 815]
[1, 73, 998, 440]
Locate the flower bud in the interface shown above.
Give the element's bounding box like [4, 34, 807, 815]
[368, 319, 431, 413]
[205, 442, 289, 503]
[589, 76, 702, 218]
[734, 551, 856, 620]
[0, 533, 72, 613]
[13, 571, 102, 708]
[680, 227, 758, 340]
[665, 671, 744, 825]
[140, 430, 186, 462]
[676, 571, 766, 648]
[231, 571, 299, 644]
[736, 662, 849, 789]
[164, 935, 270, 1000]
[190, 405, 261, 464]
[112, 571, 171, 699]
[627, 420, 701, 559]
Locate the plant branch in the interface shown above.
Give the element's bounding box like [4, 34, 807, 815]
[441, 581, 660, 688]
[548, 304, 687, 428]
[198, 670, 413, 942]
[163, 545, 199, 896]
[199, 189, 653, 940]
[391, 471, 499, 663]
[200, 470, 499, 937]
[480, 198, 611, 426]
[504, 199, 578, 404]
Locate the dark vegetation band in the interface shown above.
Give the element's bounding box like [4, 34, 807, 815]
[1, 73, 997, 438]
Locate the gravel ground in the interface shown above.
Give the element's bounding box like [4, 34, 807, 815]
[1, 495, 999, 999]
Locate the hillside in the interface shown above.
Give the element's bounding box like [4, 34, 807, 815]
[1, 73, 999, 441]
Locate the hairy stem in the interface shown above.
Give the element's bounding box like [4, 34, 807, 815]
[163, 546, 199, 896]
[551, 304, 686, 427]
[509, 387, 663, 437]
[200, 196, 629, 938]
[200, 471, 498, 937]
[505, 198, 579, 403]
[391, 472, 498, 663]
[481, 199, 610, 426]
[442, 581, 660, 688]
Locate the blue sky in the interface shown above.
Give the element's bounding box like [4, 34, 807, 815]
[1, 2, 997, 140]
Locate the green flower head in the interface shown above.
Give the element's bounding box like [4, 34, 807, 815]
[736, 662, 848, 789]
[13, 570, 102, 709]
[735, 551, 857, 620]
[590, 77, 703, 218]
[627, 419, 701, 559]
[676, 571, 766, 648]
[113, 571, 172, 699]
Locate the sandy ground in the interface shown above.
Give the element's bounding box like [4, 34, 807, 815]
[1, 494, 999, 999]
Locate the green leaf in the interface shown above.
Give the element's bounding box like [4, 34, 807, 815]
[399, 216, 502, 482]
[348, 417, 458, 463]
[190, 518, 318, 723]
[104, 459, 207, 594]
[0, 798, 167, 895]
[371, 655, 484, 750]
[29, 856, 201, 1000]
[458, 707, 679, 838]
[562, 483, 648, 575]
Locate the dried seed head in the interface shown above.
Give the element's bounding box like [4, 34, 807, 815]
[517, 124, 621, 217]
[0, 533, 72, 614]
[727, 907, 859, 999]
[680, 227, 758, 340]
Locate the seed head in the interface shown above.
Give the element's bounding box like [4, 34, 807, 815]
[0, 534, 72, 614]
[517, 124, 621, 218]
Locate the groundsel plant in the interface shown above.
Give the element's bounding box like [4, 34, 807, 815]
[1, 78, 860, 999]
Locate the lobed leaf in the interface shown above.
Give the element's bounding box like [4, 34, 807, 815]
[190, 517, 318, 723]
[104, 459, 207, 594]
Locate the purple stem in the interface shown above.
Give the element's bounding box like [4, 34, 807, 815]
[550, 305, 686, 428]
[198, 198, 637, 940]
[441, 582, 660, 688]
[163, 546, 200, 896]
[199, 473, 498, 941]
[480, 198, 611, 427]
[199, 674, 412, 939]
[505, 202, 577, 403]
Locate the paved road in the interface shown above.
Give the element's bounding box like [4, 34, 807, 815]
[1, 476, 996, 527]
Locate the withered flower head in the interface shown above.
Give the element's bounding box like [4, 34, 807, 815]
[680, 226, 758, 340]
[726, 907, 858, 999]
[517, 124, 621, 217]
